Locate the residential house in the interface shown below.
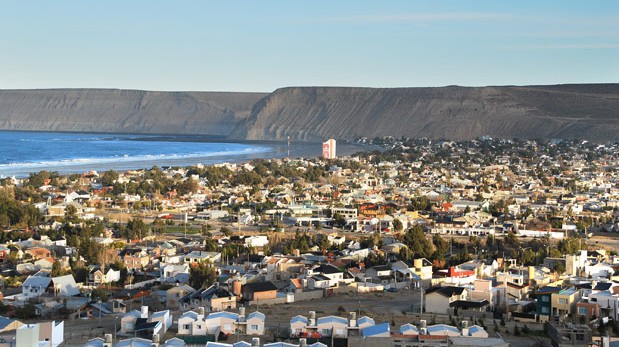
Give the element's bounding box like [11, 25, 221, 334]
[25, 247, 51, 261]
[575, 301, 600, 320]
[160, 263, 190, 283]
[183, 251, 221, 264]
[290, 315, 309, 336]
[121, 249, 150, 272]
[426, 324, 461, 336]
[413, 258, 433, 281]
[536, 286, 562, 322]
[306, 264, 348, 287]
[312, 316, 349, 338]
[241, 282, 277, 301]
[0, 316, 24, 333]
[365, 265, 394, 286]
[391, 260, 421, 288]
[181, 285, 236, 312]
[22, 275, 51, 298]
[203, 311, 239, 335]
[149, 310, 173, 334]
[177, 310, 201, 336]
[120, 310, 142, 334]
[51, 274, 80, 297]
[470, 279, 504, 310]
[552, 287, 581, 319]
[307, 275, 331, 290]
[361, 322, 390, 338]
[238, 310, 266, 336]
[424, 286, 468, 314]
[588, 291, 619, 321]
[89, 267, 121, 285]
[166, 285, 196, 309]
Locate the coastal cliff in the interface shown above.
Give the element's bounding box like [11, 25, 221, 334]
[0, 89, 266, 136]
[1, 84, 618, 141]
[233, 84, 619, 142]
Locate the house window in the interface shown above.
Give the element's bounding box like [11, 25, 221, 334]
[183, 324, 190, 330]
[541, 296, 550, 303]
[559, 298, 568, 305]
[541, 307, 549, 314]
[576, 334, 585, 341]
[251, 325, 258, 331]
[197, 325, 201, 330]
[578, 307, 587, 315]
[322, 329, 331, 335]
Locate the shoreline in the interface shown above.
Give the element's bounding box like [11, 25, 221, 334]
[0, 131, 375, 178]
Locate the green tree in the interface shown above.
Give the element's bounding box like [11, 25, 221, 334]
[392, 218, 403, 232]
[432, 234, 449, 260]
[51, 261, 66, 277]
[100, 170, 119, 186]
[333, 213, 346, 228]
[402, 225, 433, 259]
[189, 261, 217, 289]
[126, 218, 148, 240]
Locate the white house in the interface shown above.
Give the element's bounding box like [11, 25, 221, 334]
[22, 275, 51, 298]
[177, 310, 200, 336]
[242, 311, 266, 336]
[150, 310, 173, 334]
[315, 316, 348, 338]
[51, 275, 80, 297]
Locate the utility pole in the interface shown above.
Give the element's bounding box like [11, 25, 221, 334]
[287, 136, 291, 158]
[420, 286, 424, 314]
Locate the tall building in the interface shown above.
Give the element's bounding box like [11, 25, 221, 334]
[322, 139, 336, 159]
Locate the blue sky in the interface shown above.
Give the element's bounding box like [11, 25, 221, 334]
[1, 1, 617, 92]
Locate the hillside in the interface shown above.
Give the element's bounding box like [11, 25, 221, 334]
[0, 89, 267, 136]
[1, 85, 618, 142]
[233, 84, 619, 142]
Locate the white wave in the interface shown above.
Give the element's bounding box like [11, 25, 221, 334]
[0, 146, 273, 170]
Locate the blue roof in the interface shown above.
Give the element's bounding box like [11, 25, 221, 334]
[179, 311, 199, 320]
[427, 324, 460, 335]
[163, 338, 185, 347]
[290, 315, 308, 324]
[362, 322, 390, 337]
[400, 323, 419, 334]
[207, 311, 239, 321]
[114, 338, 152, 347]
[357, 316, 375, 326]
[23, 275, 51, 288]
[247, 311, 265, 321]
[263, 343, 299, 347]
[467, 325, 486, 335]
[0, 316, 15, 330]
[232, 342, 251, 347]
[316, 316, 347, 326]
[80, 338, 104, 347]
[308, 343, 328, 347]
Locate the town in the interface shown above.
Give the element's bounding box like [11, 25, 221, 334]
[1, 136, 619, 347]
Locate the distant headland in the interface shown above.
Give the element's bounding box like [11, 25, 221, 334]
[1, 84, 618, 142]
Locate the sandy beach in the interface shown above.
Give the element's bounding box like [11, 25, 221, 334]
[2, 134, 374, 178]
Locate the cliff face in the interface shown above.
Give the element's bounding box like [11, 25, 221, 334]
[0, 89, 267, 136]
[1, 85, 618, 141]
[233, 85, 619, 142]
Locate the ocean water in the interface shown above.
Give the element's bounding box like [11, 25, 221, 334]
[0, 131, 276, 178]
